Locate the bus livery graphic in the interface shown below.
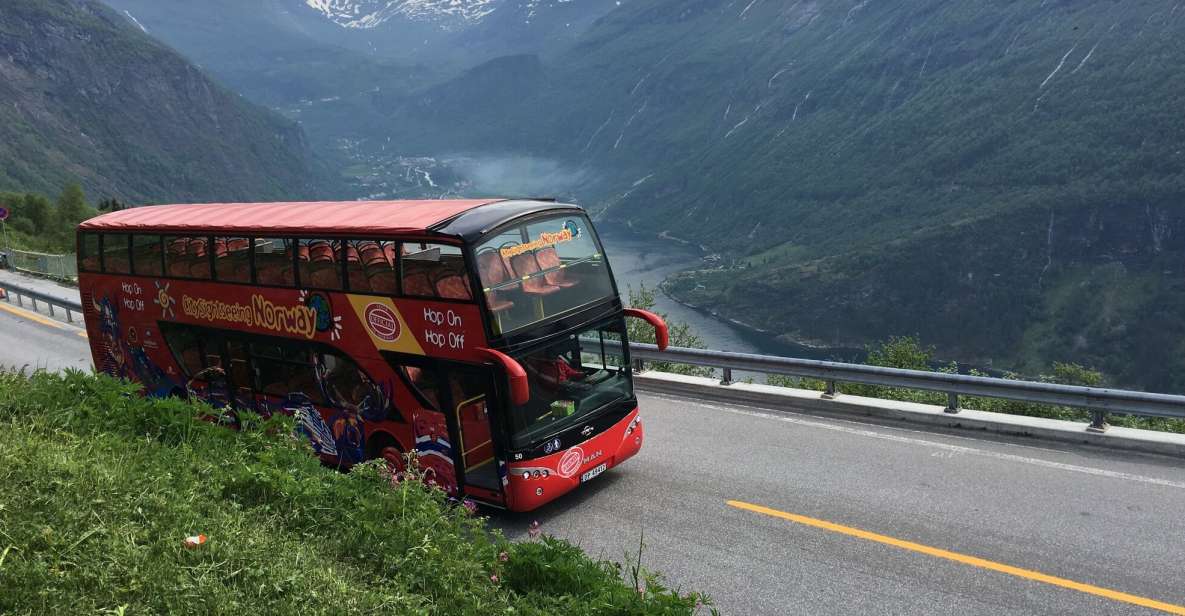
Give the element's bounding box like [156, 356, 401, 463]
[77, 199, 667, 511]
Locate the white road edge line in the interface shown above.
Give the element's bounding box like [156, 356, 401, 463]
[647, 393, 1185, 490]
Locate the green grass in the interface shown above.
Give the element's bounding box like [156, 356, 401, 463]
[0, 370, 710, 615]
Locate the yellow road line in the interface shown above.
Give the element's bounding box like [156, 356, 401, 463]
[728, 500, 1185, 615]
[0, 300, 66, 330]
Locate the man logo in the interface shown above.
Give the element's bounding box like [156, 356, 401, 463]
[581, 425, 595, 437]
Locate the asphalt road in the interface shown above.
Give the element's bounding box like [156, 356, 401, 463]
[4, 275, 1185, 615]
[0, 282, 91, 372]
[491, 395, 1185, 615]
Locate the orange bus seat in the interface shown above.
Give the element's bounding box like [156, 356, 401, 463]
[510, 252, 561, 296]
[166, 238, 189, 277]
[188, 238, 209, 278]
[403, 270, 434, 296]
[476, 251, 515, 312]
[534, 247, 578, 288]
[345, 244, 369, 291]
[434, 274, 471, 300]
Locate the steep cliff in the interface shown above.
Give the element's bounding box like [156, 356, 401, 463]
[0, 0, 330, 203]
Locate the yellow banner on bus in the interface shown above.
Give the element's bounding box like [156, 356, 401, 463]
[347, 295, 425, 355]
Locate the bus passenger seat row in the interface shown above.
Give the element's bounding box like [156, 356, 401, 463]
[477, 251, 515, 313]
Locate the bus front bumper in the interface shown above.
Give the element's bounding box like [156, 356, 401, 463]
[503, 408, 643, 511]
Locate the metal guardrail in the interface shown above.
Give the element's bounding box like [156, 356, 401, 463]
[625, 342, 1185, 432]
[0, 280, 83, 324]
[3, 279, 1180, 433]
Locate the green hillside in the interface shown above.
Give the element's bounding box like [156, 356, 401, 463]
[0, 0, 334, 204]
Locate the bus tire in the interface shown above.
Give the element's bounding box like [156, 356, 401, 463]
[366, 433, 406, 475]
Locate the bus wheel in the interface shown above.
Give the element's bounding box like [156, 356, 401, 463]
[380, 446, 406, 478]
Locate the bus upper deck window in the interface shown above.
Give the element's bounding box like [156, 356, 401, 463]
[214, 237, 251, 283]
[102, 233, 130, 274]
[255, 238, 295, 287]
[163, 236, 210, 279]
[79, 233, 100, 272]
[299, 239, 343, 290]
[131, 235, 163, 277]
[401, 243, 471, 300]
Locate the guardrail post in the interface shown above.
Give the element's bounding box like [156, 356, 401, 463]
[1087, 409, 1109, 433]
[65, 308, 73, 323]
[720, 367, 733, 386]
[16, 293, 22, 307]
[822, 379, 838, 399]
[632, 358, 644, 374]
[944, 392, 961, 414]
[30, 297, 37, 311]
[47, 302, 55, 317]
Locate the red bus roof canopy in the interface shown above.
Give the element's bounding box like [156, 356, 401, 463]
[78, 199, 506, 236]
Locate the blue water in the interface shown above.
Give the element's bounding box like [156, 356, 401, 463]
[599, 227, 864, 363]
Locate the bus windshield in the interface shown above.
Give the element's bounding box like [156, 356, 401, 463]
[509, 320, 631, 448]
[474, 214, 615, 334]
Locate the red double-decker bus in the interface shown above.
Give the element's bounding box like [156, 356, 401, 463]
[76, 199, 667, 511]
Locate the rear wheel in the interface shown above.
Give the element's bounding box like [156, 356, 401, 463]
[380, 445, 406, 476]
[366, 433, 406, 478]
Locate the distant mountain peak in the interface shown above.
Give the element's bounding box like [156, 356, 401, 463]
[303, 0, 499, 29]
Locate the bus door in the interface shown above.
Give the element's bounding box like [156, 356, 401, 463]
[443, 365, 505, 504]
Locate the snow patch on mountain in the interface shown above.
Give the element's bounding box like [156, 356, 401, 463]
[304, 0, 498, 28]
[305, 0, 586, 29]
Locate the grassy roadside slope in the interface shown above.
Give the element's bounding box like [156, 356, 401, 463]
[0, 370, 707, 615]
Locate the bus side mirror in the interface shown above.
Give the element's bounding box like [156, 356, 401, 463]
[624, 308, 669, 351]
[477, 347, 530, 406]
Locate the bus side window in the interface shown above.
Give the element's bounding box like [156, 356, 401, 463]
[163, 235, 211, 279]
[299, 239, 343, 290]
[251, 341, 325, 405]
[187, 237, 212, 280]
[103, 233, 130, 274]
[395, 364, 442, 411]
[254, 238, 295, 287]
[214, 237, 251, 283]
[345, 240, 372, 293]
[131, 234, 163, 277]
[401, 243, 471, 300]
[360, 241, 398, 294]
[161, 324, 205, 377]
[79, 233, 100, 272]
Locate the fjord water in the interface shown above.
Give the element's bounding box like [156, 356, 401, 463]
[600, 228, 864, 363]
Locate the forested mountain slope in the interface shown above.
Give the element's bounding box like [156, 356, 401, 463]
[76, 0, 1185, 390]
[384, 0, 1185, 390]
[0, 0, 327, 203]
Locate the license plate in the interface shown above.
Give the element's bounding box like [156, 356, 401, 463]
[580, 462, 608, 483]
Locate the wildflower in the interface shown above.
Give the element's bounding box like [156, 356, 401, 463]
[462, 499, 478, 515]
[498, 551, 509, 562]
[490, 574, 500, 584]
[528, 520, 541, 539]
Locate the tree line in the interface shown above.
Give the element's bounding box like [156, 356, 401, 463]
[0, 184, 124, 254]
